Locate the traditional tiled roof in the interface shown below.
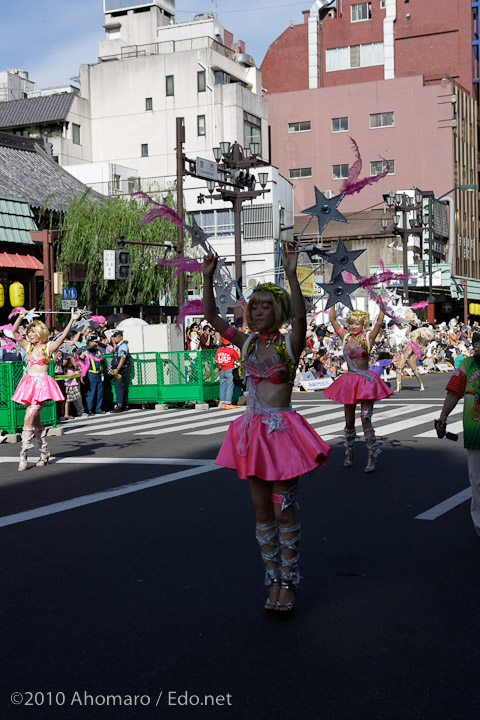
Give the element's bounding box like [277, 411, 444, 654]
[0, 195, 37, 244]
[0, 131, 103, 212]
[0, 93, 76, 129]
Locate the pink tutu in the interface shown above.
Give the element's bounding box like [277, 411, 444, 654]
[11, 373, 64, 405]
[216, 411, 330, 481]
[323, 371, 392, 405]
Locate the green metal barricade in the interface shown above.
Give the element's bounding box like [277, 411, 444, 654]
[0, 361, 58, 434]
[102, 350, 219, 406]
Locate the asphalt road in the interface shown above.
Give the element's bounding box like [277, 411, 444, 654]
[1, 372, 479, 720]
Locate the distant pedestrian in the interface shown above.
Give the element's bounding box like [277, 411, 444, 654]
[110, 330, 130, 413]
[215, 338, 239, 409]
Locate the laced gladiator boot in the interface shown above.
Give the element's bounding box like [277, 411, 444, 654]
[18, 427, 34, 471]
[34, 427, 50, 467]
[364, 427, 380, 473]
[343, 427, 356, 467]
[413, 369, 425, 392]
[394, 369, 402, 394]
[278, 522, 301, 615]
[255, 520, 280, 613]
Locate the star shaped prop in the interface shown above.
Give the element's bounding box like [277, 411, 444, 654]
[183, 216, 213, 251]
[322, 237, 365, 282]
[301, 188, 348, 235]
[25, 307, 40, 322]
[213, 269, 243, 320]
[304, 246, 331, 263]
[318, 280, 360, 311]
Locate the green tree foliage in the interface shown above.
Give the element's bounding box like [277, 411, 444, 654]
[57, 188, 189, 307]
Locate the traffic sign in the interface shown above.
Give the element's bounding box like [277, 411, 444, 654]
[62, 288, 69, 300]
[69, 287, 77, 300]
[196, 157, 218, 181]
[61, 300, 78, 309]
[104, 250, 116, 280]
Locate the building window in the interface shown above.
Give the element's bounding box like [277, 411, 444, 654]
[145, 97, 153, 111]
[351, 2, 372, 22]
[332, 117, 349, 133]
[380, 0, 386, 8]
[192, 209, 234, 237]
[369, 111, 394, 128]
[326, 42, 384, 71]
[197, 70, 206, 92]
[289, 168, 312, 179]
[332, 164, 349, 180]
[113, 174, 121, 190]
[288, 121, 311, 133]
[128, 177, 139, 193]
[215, 71, 230, 85]
[166, 75, 174, 96]
[141, 143, 149, 157]
[72, 123, 81, 145]
[370, 159, 395, 175]
[244, 111, 262, 154]
[197, 115, 206, 136]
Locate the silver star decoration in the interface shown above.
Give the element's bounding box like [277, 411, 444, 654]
[322, 237, 365, 282]
[273, 487, 300, 511]
[318, 280, 361, 311]
[25, 307, 40, 322]
[262, 413, 284, 434]
[183, 216, 213, 251]
[301, 187, 348, 235]
[213, 270, 241, 320]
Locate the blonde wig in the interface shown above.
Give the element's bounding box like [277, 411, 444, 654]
[26, 320, 49, 343]
[246, 284, 292, 332]
[345, 310, 370, 329]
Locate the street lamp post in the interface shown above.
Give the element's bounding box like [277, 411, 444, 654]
[427, 184, 477, 324]
[384, 189, 425, 304]
[207, 141, 270, 304]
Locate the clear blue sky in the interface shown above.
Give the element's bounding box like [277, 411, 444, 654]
[0, 0, 309, 90]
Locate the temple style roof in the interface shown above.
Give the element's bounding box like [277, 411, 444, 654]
[0, 93, 76, 129]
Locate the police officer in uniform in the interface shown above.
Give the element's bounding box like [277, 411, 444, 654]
[110, 330, 130, 413]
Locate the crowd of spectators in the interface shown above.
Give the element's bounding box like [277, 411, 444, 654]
[186, 313, 480, 399]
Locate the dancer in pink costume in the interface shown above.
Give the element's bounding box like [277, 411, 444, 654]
[324, 306, 392, 473]
[202, 243, 330, 615]
[11, 309, 82, 471]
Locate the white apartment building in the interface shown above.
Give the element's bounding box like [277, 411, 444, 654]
[0, 70, 35, 102]
[64, 0, 293, 288]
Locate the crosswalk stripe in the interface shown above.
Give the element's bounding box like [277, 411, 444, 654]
[64, 407, 219, 435]
[185, 407, 347, 436]
[96, 407, 244, 436]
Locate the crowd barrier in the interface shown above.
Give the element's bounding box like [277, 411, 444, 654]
[0, 361, 57, 434]
[102, 349, 220, 405]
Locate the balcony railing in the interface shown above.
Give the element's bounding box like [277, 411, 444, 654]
[86, 175, 169, 197]
[99, 35, 236, 62]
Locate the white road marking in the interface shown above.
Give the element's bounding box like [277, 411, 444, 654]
[415, 488, 472, 520]
[0, 461, 220, 529]
[0, 456, 213, 466]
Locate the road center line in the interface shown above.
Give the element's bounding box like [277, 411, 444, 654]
[415, 487, 472, 520]
[0, 462, 219, 529]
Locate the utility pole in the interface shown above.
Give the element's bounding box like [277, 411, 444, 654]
[176, 117, 185, 309]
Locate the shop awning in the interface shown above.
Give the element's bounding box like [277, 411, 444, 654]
[0, 251, 43, 270]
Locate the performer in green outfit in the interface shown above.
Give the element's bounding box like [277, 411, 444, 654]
[436, 332, 480, 537]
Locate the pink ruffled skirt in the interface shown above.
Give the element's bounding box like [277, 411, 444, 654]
[323, 371, 392, 405]
[11, 373, 64, 405]
[216, 411, 330, 481]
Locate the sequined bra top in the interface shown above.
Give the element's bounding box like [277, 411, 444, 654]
[241, 333, 297, 385]
[342, 332, 371, 373]
[26, 342, 51, 367]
